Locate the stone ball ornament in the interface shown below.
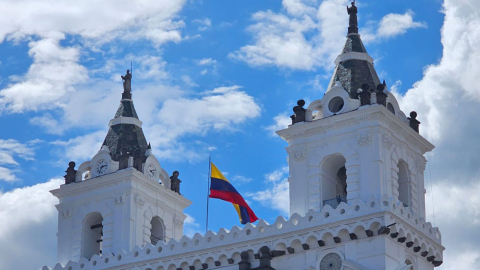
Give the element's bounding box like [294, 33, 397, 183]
[410, 111, 417, 119]
[297, 99, 306, 107]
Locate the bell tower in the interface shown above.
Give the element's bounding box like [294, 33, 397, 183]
[277, 3, 444, 269]
[51, 70, 191, 264]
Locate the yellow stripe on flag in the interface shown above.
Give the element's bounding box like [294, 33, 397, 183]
[233, 204, 243, 223]
[211, 162, 229, 182]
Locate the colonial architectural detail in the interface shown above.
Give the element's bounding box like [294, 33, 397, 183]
[384, 133, 395, 150]
[43, 3, 443, 270]
[114, 193, 126, 205]
[135, 194, 145, 207]
[61, 209, 72, 219]
[174, 217, 184, 228]
[357, 132, 372, 146]
[47, 74, 191, 266]
[293, 148, 308, 162]
[416, 157, 427, 173]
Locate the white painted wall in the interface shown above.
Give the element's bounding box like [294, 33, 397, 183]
[52, 163, 191, 264]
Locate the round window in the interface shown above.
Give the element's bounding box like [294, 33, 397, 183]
[387, 103, 395, 114]
[328, 97, 344, 113]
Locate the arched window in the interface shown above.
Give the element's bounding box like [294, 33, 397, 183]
[82, 212, 103, 259]
[321, 154, 347, 208]
[150, 216, 165, 245]
[397, 160, 411, 207]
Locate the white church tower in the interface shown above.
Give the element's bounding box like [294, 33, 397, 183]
[50, 71, 191, 265]
[277, 2, 443, 269]
[44, 3, 444, 270]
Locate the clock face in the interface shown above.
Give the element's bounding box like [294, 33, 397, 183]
[146, 163, 157, 179]
[95, 159, 109, 175]
[320, 253, 342, 270]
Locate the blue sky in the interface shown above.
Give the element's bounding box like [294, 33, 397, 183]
[1, 0, 480, 269]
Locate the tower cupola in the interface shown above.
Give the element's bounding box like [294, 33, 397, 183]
[279, 3, 444, 269]
[50, 70, 191, 264]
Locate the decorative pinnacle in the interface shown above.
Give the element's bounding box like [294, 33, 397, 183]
[347, 1, 358, 34]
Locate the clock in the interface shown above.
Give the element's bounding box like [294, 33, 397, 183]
[320, 253, 342, 270]
[95, 159, 109, 175]
[145, 163, 157, 179]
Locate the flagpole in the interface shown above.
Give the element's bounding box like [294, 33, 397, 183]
[206, 154, 211, 234]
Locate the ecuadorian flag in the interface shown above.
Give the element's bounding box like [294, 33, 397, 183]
[209, 162, 258, 224]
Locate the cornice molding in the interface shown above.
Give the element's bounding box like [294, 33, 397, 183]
[335, 51, 374, 65]
[108, 116, 143, 128]
[277, 105, 434, 154]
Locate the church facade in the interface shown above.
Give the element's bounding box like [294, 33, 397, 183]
[43, 3, 444, 270]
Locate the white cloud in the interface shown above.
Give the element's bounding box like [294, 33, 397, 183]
[0, 0, 187, 120]
[231, 1, 427, 70]
[229, 8, 320, 70]
[20, 54, 180, 134]
[0, 178, 62, 269]
[282, 0, 318, 16]
[40, 83, 258, 164]
[183, 214, 201, 237]
[377, 11, 427, 38]
[30, 113, 64, 135]
[197, 58, 217, 66]
[265, 113, 291, 136]
[247, 167, 289, 216]
[425, 180, 480, 268]
[0, 37, 88, 114]
[51, 130, 106, 163]
[147, 85, 261, 162]
[193, 18, 212, 31]
[135, 56, 168, 80]
[0, 0, 186, 46]
[0, 139, 35, 182]
[197, 58, 218, 75]
[232, 175, 253, 184]
[181, 75, 199, 87]
[393, 0, 480, 267]
[265, 166, 289, 182]
[0, 167, 15, 182]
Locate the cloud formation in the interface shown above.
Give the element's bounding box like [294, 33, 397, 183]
[392, 0, 480, 267]
[377, 11, 427, 38]
[230, 0, 426, 70]
[247, 167, 289, 216]
[150, 85, 261, 162]
[0, 178, 61, 269]
[0, 139, 35, 182]
[49, 85, 261, 164]
[265, 113, 291, 137]
[0, 0, 187, 117]
[0, 0, 186, 45]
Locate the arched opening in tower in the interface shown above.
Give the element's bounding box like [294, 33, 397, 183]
[150, 216, 165, 245]
[397, 160, 411, 207]
[320, 154, 347, 209]
[82, 212, 103, 259]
